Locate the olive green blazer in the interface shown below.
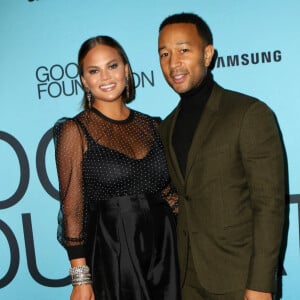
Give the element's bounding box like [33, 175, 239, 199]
[160, 84, 285, 294]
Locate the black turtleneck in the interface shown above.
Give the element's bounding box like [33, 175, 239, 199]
[172, 71, 214, 176]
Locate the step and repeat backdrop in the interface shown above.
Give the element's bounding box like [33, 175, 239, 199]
[1, 0, 299, 299]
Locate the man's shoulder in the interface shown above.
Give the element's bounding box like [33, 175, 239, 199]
[213, 84, 277, 128]
[160, 107, 177, 131]
[163, 108, 177, 122]
[215, 83, 257, 103]
[214, 83, 270, 111]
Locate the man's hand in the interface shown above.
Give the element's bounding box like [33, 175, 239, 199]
[244, 289, 272, 300]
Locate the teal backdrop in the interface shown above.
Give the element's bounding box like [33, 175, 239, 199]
[1, 0, 299, 299]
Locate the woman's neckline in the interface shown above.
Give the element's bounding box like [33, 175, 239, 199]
[90, 106, 134, 124]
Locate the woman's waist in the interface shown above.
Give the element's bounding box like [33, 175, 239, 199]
[97, 192, 165, 212]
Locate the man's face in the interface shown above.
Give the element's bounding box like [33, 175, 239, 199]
[158, 23, 214, 94]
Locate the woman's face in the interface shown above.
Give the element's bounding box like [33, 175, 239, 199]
[81, 44, 128, 105]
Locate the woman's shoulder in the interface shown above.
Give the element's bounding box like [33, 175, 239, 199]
[53, 111, 87, 137]
[133, 109, 162, 124]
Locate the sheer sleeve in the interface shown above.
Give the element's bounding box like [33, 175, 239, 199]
[151, 117, 179, 215]
[53, 118, 88, 259]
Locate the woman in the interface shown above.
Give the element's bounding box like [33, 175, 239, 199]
[53, 36, 180, 300]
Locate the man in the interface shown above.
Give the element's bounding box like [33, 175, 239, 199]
[158, 13, 285, 300]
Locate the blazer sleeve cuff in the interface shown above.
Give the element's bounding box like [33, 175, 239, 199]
[246, 255, 278, 293]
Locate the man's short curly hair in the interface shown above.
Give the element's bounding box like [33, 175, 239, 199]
[159, 12, 213, 45]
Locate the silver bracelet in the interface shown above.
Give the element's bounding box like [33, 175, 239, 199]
[69, 265, 90, 275]
[69, 265, 92, 286]
[72, 278, 93, 286]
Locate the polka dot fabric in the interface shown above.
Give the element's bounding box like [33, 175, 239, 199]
[53, 107, 177, 254]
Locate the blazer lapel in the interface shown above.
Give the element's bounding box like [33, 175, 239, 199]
[168, 107, 185, 189]
[185, 84, 222, 179]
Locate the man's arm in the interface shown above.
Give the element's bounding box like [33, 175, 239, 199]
[240, 101, 285, 293]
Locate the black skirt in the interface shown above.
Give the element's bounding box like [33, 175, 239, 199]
[89, 193, 180, 300]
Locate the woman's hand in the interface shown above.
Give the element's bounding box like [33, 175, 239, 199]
[70, 284, 95, 300]
[162, 185, 179, 214]
[69, 259, 94, 300]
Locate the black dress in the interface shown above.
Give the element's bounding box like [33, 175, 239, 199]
[54, 107, 180, 300]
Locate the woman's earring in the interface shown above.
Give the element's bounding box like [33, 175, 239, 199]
[86, 88, 92, 109]
[125, 77, 130, 100]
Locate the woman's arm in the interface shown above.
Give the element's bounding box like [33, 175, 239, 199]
[54, 119, 94, 299]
